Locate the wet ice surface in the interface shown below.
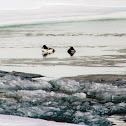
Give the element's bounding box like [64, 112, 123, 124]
[1, 47, 126, 80]
[0, 75, 126, 125]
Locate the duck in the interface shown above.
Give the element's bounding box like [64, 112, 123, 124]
[42, 45, 55, 56]
[67, 46, 76, 56]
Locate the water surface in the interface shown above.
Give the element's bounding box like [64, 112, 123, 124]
[0, 20, 126, 79]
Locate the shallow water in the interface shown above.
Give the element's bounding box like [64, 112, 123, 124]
[1, 20, 126, 79]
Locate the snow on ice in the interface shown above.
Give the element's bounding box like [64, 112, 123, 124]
[0, 114, 85, 126]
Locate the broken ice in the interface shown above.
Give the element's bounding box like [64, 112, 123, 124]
[0, 75, 126, 125]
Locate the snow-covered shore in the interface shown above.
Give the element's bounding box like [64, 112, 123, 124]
[0, 114, 85, 126]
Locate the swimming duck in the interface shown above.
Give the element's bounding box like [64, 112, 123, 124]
[42, 45, 55, 57]
[67, 46, 76, 56]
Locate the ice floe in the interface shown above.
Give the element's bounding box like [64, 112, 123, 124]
[0, 74, 126, 125]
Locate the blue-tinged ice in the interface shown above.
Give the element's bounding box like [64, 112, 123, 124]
[50, 79, 81, 93]
[0, 75, 126, 125]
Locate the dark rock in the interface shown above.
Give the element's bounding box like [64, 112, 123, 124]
[0, 70, 44, 79]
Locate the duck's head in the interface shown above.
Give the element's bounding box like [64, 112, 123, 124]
[70, 46, 74, 50]
[42, 45, 48, 49]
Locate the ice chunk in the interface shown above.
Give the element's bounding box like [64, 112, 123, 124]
[110, 102, 126, 114]
[73, 93, 86, 99]
[5, 90, 70, 105]
[96, 92, 112, 102]
[50, 79, 81, 94]
[80, 81, 126, 103]
[70, 93, 86, 102]
[112, 94, 126, 103]
[0, 75, 52, 90]
[73, 111, 112, 126]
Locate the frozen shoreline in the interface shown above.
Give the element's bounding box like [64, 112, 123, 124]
[0, 114, 85, 126]
[0, 73, 126, 125]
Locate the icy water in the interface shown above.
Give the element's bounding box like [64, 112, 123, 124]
[0, 1, 126, 125]
[1, 20, 126, 79]
[0, 20, 126, 126]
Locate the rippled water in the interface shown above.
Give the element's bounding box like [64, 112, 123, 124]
[0, 20, 126, 79]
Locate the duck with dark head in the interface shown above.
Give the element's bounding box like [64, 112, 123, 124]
[67, 46, 76, 56]
[42, 45, 55, 57]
